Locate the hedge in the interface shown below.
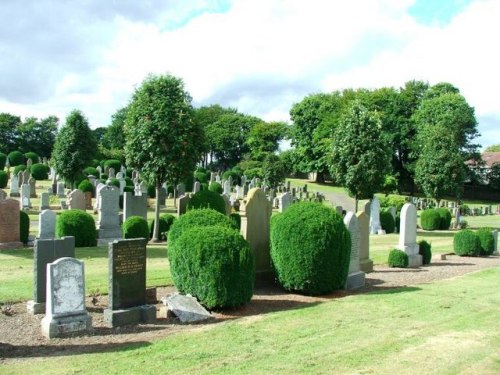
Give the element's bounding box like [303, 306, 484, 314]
[380, 210, 395, 234]
[7, 151, 25, 166]
[453, 229, 480, 256]
[435, 208, 452, 230]
[20, 210, 30, 244]
[476, 228, 494, 256]
[30, 163, 49, 180]
[123, 216, 150, 240]
[420, 209, 441, 231]
[187, 189, 226, 215]
[0, 171, 8, 188]
[56, 210, 97, 247]
[208, 181, 223, 194]
[149, 213, 176, 241]
[418, 240, 432, 265]
[388, 249, 408, 268]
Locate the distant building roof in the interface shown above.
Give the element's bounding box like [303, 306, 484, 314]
[482, 152, 500, 168]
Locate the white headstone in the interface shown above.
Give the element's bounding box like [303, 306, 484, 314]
[21, 184, 31, 209]
[397, 203, 422, 267]
[223, 180, 231, 195]
[193, 181, 201, 194]
[39, 192, 50, 210]
[343, 212, 365, 289]
[38, 209, 56, 239]
[278, 192, 292, 213]
[67, 189, 86, 211]
[56, 182, 65, 197]
[97, 185, 122, 243]
[369, 197, 382, 234]
[9, 174, 20, 196]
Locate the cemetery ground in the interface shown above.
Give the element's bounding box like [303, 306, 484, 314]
[1, 178, 499, 373]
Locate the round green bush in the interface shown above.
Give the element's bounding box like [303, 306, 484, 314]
[0, 171, 8, 188]
[30, 163, 49, 180]
[100, 173, 108, 180]
[200, 182, 208, 191]
[194, 170, 208, 183]
[380, 210, 395, 234]
[208, 181, 222, 194]
[108, 178, 120, 188]
[222, 170, 240, 185]
[168, 209, 237, 247]
[7, 151, 25, 166]
[270, 202, 351, 295]
[388, 249, 409, 268]
[230, 212, 241, 230]
[56, 210, 97, 247]
[418, 240, 432, 265]
[91, 159, 100, 168]
[78, 179, 94, 193]
[453, 229, 480, 256]
[435, 208, 452, 230]
[24, 152, 39, 164]
[13, 165, 26, 176]
[420, 209, 441, 231]
[149, 213, 176, 241]
[169, 226, 254, 309]
[20, 210, 30, 244]
[476, 228, 494, 256]
[0, 152, 7, 170]
[187, 189, 226, 215]
[83, 166, 99, 177]
[123, 216, 150, 240]
[104, 159, 121, 171]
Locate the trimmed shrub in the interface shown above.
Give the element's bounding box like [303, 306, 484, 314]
[123, 186, 134, 193]
[124, 177, 133, 187]
[244, 167, 263, 180]
[379, 195, 406, 212]
[187, 189, 226, 215]
[0, 152, 6, 170]
[395, 213, 401, 233]
[388, 249, 408, 268]
[13, 165, 26, 176]
[0, 171, 8, 188]
[168, 208, 237, 247]
[453, 229, 480, 256]
[91, 159, 100, 168]
[100, 173, 108, 180]
[149, 213, 176, 241]
[435, 208, 452, 230]
[7, 151, 25, 166]
[476, 228, 495, 256]
[56, 210, 97, 247]
[420, 209, 441, 231]
[78, 179, 94, 193]
[200, 182, 208, 191]
[380, 210, 395, 234]
[194, 170, 208, 183]
[230, 212, 241, 230]
[123, 216, 149, 239]
[418, 240, 432, 265]
[208, 181, 222, 194]
[83, 166, 99, 177]
[270, 202, 351, 295]
[147, 184, 156, 198]
[108, 178, 120, 188]
[24, 152, 39, 164]
[30, 163, 49, 180]
[169, 226, 254, 309]
[20, 210, 30, 244]
[222, 170, 240, 185]
[104, 159, 121, 171]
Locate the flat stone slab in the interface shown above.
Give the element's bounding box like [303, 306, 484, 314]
[162, 294, 213, 323]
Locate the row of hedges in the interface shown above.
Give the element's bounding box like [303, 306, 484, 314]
[421, 208, 452, 231]
[453, 228, 495, 256]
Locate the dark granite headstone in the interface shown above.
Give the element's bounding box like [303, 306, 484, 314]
[27, 236, 75, 314]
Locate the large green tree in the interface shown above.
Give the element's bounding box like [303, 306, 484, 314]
[329, 101, 391, 210]
[0, 113, 21, 154]
[246, 121, 288, 161]
[485, 144, 500, 152]
[17, 116, 59, 157]
[124, 74, 204, 242]
[52, 110, 97, 187]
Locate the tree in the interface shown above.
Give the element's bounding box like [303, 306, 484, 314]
[262, 153, 286, 189]
[52, 110, 97, 187]
[17, 116, 59, 157]
[0, 113, 21, 154]
[329, 101, 391, 211]
[246, 121, 288, 161]
[485, 144, 500, 152]
[488, 163, 500, 190]
[103, 106, 128, 150]
[414, 124, 466, 202]
[124, 74, 204, 242]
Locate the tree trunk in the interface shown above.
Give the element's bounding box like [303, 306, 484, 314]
[314, 172, 325, 183]
[355, 197, 359, 213]
[152, 182, 161, 243]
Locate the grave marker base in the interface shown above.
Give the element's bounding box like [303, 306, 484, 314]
[104, 305, 156, 327]
[359, 258, 374, 273]
[407, 254, 423, 267]
[26, 300, 45, 314]
[41, 313, 92, 339]
[345, 271, 366, 290]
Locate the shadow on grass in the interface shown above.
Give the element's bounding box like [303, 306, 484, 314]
[0, 248, 33, 260]
[417, 231, 455, 238]
[0, 340, 151, 359]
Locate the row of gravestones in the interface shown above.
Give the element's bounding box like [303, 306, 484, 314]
[28, 236, 154, 338]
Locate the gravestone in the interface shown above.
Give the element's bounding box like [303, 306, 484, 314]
[222, 193, 231, 215]
[9, 174, 19, 197]
[356, 211, 373, 273]
[193, 181, 201, 194]
[27, 236, 75, 314]
[241, 175, 247, 186]
[38, 209, 56, 239]
[56, 182, 65, 197]
[41, 257, 92, 338]
[343, 212, 365, 289]
[0, 199, 23, 249]
[236, 185, 244, 199]
[177, 194, 191, 216]
[67, 189, 86, 211]
[239, 188, 273, 283]
[177, 183, 186, 197]
[0, 189, 5, 201]
[97, 185, 122, 244]
[157, 187, 167, 207]
[397, 203, 422, 267]
[243, 184, 249, 197]
[278, 192, 292, 213]
[335, 205, 343, 216]
[104, 239, 156, 327]
[123, 192, 147, 221]
[369, 197, 382, 234]
[492, 229, 498, 255]
[162, 294, 212, 323]
[39, 192, 50, 210]
[223, 180, 231, 195]
[29, 177, 37, 198]
[20, 184, 31, 209]
[26, 158, 33, 168]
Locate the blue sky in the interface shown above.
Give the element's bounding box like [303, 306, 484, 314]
[0, 0, 498, 149]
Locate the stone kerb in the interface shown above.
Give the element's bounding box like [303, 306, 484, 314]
[0, 199, 23, 249]
[356, 211, 373, 273]
[41, 257, 92, 338]
[344, 212, 366, 289]
[397, 203, 422, 267]
[239, 188, 273, 282]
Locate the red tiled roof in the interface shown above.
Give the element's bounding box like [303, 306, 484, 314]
[482, 152, 500, 168]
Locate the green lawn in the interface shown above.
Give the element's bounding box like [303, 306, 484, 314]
[2, 267, 499, 374]
[0, 245, 172, 303]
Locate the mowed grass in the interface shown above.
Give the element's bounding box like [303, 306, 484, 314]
[0, 245, 172, 303]
[2, 267, 499, 374]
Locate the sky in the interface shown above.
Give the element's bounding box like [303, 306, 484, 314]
[0, 0, 498, 149]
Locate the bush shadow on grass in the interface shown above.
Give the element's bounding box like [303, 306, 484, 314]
[0, 248, 34, 260]
[0, 341, 151, 359]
